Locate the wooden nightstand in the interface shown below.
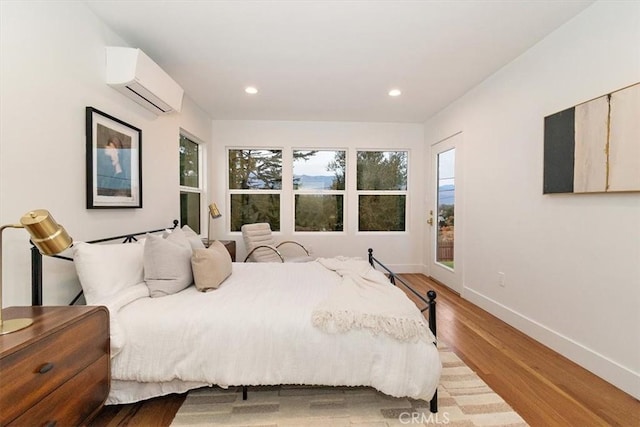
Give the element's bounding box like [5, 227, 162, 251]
[0, 306, 110, 426]
[219, 240, 236, 262]
[204, 239, 236, 261]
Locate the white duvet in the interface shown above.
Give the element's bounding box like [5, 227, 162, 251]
[106, 261, 441, 404]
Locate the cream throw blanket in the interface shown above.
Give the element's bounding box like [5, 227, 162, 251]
[312, 257, 436, 343]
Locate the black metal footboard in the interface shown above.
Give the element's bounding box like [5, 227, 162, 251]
[367, 248, 438, 414]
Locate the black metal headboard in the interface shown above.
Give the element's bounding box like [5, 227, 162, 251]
[30, 219, 179, 306]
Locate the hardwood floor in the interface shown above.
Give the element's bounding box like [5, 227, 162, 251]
[89, 274, 639, 426]
[401, 275, 639, 427]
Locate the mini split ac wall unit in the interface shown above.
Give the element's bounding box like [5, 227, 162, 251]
[105, 47, 184, 115]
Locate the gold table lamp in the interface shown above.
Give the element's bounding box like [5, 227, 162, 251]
[0, 209, 72, 335]
[207, 203, 222, 245]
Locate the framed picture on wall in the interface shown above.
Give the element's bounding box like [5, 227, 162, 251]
[86, 107, 142, 208]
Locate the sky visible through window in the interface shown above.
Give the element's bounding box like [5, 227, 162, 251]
[439, 149, 454, 187]
[293, 150, 337, 176]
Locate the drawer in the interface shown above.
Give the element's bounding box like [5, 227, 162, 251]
[8, 354, 110, 427]
[0, 310, 108, 425]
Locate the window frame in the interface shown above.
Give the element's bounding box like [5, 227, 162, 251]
[179, 131, 206, 235]
[355, 149, 409, 233]
[227, 147, 283, 232]
[292, 148, 347, 234]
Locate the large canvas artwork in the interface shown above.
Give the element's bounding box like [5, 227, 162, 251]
[543, 82, 639, 194]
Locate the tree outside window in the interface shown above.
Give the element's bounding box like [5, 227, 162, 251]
[228, 149, 282, 231]
[293, 150, 346, 232]
[179, 134, 202, 233]
[357, 151, 408, 231]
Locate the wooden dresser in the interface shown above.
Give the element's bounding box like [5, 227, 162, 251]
[0, 306, 110, 426]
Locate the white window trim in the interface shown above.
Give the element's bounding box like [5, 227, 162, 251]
[179, 130, 207, 236]
[292, 148, 347, 234]
[355, 149, 409, 234]
[227, 147, 283, 233]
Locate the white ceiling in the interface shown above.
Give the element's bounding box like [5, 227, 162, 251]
[86, 0, 594, 123]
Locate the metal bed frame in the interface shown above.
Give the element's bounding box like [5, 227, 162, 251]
[30, 220, 179, 306]
[368, 248, 438, 414]
[29, 221, 438, 413]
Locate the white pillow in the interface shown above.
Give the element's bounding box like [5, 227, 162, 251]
[163, 228, 192, 249]
[143, 233, 193, 297]
[181, 225, 206, 250]
[73, 242, 145, 305]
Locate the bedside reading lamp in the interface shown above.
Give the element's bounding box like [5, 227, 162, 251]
[0, 209, 72, 335]
[207, 203, 222, 245]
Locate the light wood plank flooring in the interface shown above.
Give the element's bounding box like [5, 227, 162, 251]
[90, 274, 639, 426]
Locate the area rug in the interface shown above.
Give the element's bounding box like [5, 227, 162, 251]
[171, 345, 528, 426]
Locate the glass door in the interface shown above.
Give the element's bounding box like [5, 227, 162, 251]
[429, 133, 463, 293]
[436, 148, 455, 268]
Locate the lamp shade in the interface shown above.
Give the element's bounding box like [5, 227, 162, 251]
[20, 209, 72, 255]
[209, 203, 222, 219]
[207, 203, 222, 245]
[1, 209, 72, 335]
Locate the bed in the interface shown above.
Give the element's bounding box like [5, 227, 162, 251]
[30, 221, 441, 413]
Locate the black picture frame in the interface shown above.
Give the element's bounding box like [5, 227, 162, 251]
[86, 107, 142, 208]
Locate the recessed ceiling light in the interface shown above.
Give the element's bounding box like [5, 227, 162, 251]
[388, 89, 402, 97]
[245, 86, 258, 94]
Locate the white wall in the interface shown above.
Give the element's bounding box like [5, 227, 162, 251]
[424, 0, 640, 398]
[3, 0, 636, 399]
[210, 120, 425, 268]
[0, 1, 212, 306]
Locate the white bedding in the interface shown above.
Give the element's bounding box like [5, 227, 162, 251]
[106, 261, 441, 404]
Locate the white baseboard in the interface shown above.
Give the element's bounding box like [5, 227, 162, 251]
[463, 286, 640, 399]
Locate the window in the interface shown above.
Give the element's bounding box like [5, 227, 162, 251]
[436, 148, 455, 268]
[179, 134, 203, 233]
[293, 150, 345, 232]
[357, 150, 408, 231]
[228, 149, 282, 231]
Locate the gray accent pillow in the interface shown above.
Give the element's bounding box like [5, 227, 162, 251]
[191, 240, 232, 292]
[181, 224, 206, 250]
[144, 232, 193, 297]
